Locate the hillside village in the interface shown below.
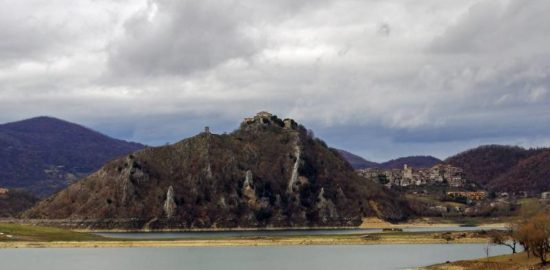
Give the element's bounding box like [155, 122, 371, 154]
[357, 164, 469, 188]
[355, 162, 550, 217]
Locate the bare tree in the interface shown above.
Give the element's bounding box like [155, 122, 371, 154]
[489, 228, 517, 254]
[512, 212, 550, 265]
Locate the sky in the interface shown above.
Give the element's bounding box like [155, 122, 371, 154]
[1, 0, 549, 162]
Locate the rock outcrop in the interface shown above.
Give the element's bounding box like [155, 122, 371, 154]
[163, 186, 176, 218]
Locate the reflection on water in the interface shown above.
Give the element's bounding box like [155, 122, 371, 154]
[0, 244, 511, 270]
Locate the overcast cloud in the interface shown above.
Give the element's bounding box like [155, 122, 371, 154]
[1, 0, 549, 161]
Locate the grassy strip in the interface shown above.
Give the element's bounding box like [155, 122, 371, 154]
[0, 223, 106, 242]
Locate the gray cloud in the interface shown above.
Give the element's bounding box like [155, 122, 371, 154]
[107, 0, 259, 77]
[1, 0, 549, 161]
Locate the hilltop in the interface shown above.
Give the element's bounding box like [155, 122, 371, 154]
[24, 112, 408, 229]
[0, 116, 145, 196]
[378, 156, 441, 169]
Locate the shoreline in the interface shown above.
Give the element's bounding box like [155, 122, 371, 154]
[0, 235, 491, 249]
[0, 219, 504, 249]
[1, 217, 505, 233]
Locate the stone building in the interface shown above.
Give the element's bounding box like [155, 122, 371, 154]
[242, 112, 276, 125]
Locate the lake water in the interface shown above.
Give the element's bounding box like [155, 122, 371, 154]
[95, 226, 498, 239]
[0, 244, 511, 270]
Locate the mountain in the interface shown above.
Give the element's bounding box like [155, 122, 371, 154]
[444, 145, 543, 187]
[0, 116, 145, 196]
[488, 149, 550, 194]
[379, 156, 441, 169]
[24, 112, 408, 229]
[336, 149, 379, 169]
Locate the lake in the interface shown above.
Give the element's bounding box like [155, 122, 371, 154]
[95, 226, 499, 239]
[0, 244, 511, 270]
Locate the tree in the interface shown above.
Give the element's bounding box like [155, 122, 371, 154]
[489, 228, 518, 254]
[514, 222, 531, 257]
[513, 212, 550, 265]
[526, 213, 550, 265]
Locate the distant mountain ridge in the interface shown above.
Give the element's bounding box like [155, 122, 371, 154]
[0, 116, 145, 196]
[337, 150, 441, 169]
[336, 149, 379, 169]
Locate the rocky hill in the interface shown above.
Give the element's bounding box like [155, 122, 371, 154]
[24, 112, 408, 229]
[0, 117, 145, 196]
[379, 156, 441, 169]
[336, 149, 379, 169]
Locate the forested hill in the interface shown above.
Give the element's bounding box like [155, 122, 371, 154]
[0, 116, 145, 196]
[445, 145, 548, 193]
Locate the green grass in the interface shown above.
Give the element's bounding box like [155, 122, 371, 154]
[0, 223, 106, 242]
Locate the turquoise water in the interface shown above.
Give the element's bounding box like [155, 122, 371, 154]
[0, 244, 511, 270]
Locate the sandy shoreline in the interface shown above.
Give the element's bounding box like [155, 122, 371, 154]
[0, 231, 493, 249]
[0, 237, 491, 249]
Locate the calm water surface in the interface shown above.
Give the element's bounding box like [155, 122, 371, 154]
[0, 244, 511, 270]
[96, 226, 497, 239]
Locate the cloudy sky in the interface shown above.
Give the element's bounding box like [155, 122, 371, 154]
[1, 0, 549, 161]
